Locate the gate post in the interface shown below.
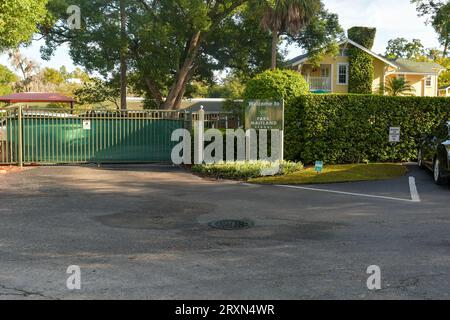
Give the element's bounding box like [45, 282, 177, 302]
[195, 106, 205, 164]
[18, 105, 23, 167]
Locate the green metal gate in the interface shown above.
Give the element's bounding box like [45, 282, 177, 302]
[0, 106, 188, 165]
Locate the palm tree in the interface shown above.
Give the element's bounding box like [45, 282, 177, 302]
[383, 77, 416, 96]
[260, 0, 320, 70]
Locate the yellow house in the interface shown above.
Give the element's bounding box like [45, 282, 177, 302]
[439, 85, 450, 97]
[288, 39, 446, 97]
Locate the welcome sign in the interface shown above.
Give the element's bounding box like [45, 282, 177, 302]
[245, 100, 284, 130]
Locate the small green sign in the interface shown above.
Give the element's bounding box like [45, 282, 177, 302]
[315, 161, 324, 173]
[245, 100, 284, 130]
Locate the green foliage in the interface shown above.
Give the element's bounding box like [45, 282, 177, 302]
[192, 161, 304, 180]
[383, 78, 416, 96]
[187, 75, 245, 99]
[243, 69, 309, 102]
[347, 27, 376, 49]
[348, 48, 374, 94]
[43, 67, 65, 86]
[439, 57, 450, 88]
[260, 0, 321, 35]
[284, 94, 450, 164]
[43, 0, 341, 109]
[385, 38, 425, 59]
[74, 78, 120, 109]
[0, 64, 18, 95]
[411, 0, 450, 56]
[0, 0, 48, 51]
[288, 7, 344, 67]
[347, 27, 376, 94]
[260, 0, 321, 69]
[43, 0, 273, 109]
[209, 78, 245, 99]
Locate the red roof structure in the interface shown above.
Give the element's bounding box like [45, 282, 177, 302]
[0, 92, 75, 104]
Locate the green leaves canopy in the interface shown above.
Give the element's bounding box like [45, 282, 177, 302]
[42, 0, 342, 109]
[243, 69, 309, 102]
[0, 64, 18, 95]
[385, 38, 425, 60]
[0, 0, 48, 51]
[411, 0, 450, 56]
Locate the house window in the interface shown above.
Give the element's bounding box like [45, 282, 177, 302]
[339, 48, 349, 57]
[425, 76, 432, 87]
[321, 66, 330, 78]
[337, 63, 349, 85]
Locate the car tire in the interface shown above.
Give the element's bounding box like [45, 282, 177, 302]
[433, 158, 447, 185]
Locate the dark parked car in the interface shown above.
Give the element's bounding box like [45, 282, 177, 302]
[418, 121, 450, 185]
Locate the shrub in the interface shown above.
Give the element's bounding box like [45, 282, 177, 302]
[285, 94, 450, 164]
[347, 27, 376, 94]
[348, 27, 376, 49]
[243, 69, 309, 103]
[192, 161, 304, 180]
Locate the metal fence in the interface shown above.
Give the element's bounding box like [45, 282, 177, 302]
[1, 106, 190, 165]
[0, 106, 242, 166]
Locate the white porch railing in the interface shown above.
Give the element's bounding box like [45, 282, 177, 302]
[308, 77, 331, 91]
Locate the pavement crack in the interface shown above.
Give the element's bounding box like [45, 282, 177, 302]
[0, 283, 59, 300]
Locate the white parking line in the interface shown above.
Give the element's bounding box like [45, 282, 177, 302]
[275, 178, 421, 204]
[409, 176, 421, 202]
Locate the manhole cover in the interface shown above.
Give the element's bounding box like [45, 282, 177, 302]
[208, 219, 254, 230]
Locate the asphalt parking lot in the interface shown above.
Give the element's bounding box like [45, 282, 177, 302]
[0, 164, 449, 300]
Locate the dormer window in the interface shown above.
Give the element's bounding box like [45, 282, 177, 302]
[339, 48, 349, 57]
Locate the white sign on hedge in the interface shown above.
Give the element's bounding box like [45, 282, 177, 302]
[389, 127, 401, 143]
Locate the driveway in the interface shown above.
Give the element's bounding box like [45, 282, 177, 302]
[0, 164, 449, 300]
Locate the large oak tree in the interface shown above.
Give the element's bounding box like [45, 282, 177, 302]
[42, 0, 341, 110]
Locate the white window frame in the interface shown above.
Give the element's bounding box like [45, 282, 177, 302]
[320, 65, 330, 78]
[337, 63, 349, 85]
[425, 75, 432, 87]
[339, 48, 349, 57]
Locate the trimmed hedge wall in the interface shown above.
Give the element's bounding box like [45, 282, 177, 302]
[348, 49, 374, 94]
[285, 94, 450, 164]
[348, 27, 376, 94]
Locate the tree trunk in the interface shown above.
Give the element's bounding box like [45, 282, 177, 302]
[162, 31, 202, 110]
[443, 36, 449, 57]
[271, 31, 278, 70]
[119, 0, 127, 110]
[145, 78, 163, 107]
[174, 65, 197, 110]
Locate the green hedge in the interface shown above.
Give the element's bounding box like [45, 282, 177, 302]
[192, 161, 304, 180]
[348, 49, 374, 94]
[285, 94, 450, 164]
[348, 27, 376, 94]
[243, 69, 309, 103]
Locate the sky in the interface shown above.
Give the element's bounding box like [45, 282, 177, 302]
[0, 0, 442, 74]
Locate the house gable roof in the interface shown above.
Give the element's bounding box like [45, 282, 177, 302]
[286, 39, 397, 68]
[344, 39, 398, 68]
[392, 58, 446, 74]
[286, 39, 445, 75]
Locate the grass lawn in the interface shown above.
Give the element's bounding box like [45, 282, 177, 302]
[250, 163, 408, 185]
